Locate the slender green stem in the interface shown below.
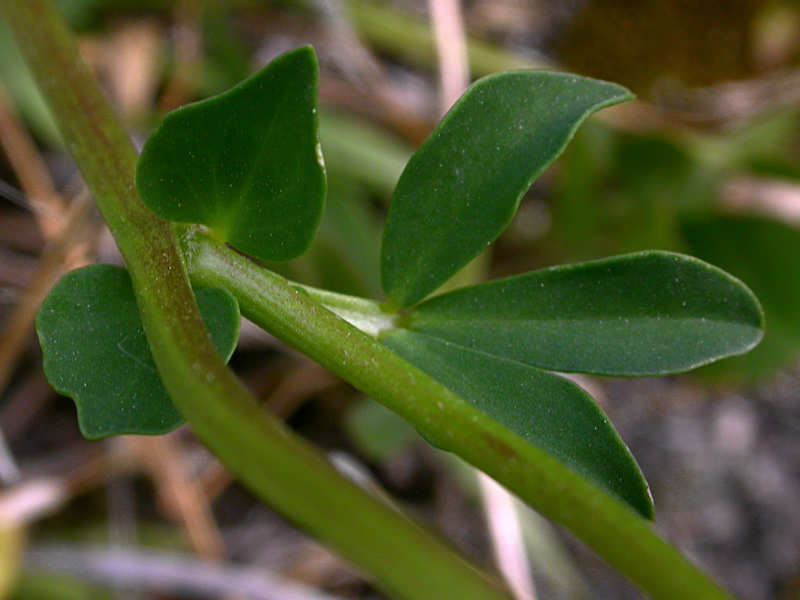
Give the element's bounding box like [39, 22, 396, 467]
[183, 229, 737, 600]
[0, 3, 514, 600]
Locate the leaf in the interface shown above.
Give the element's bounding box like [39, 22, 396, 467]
[37, 265, 240, 439]
[382, 329, 653, 519]
[682, 215, 800, 381]
[404, 251, 764, 376]
[136, 46, 325, 262]
[381, 71, 633, 306]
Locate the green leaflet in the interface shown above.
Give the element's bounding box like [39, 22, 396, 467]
[381, 71, 633, 306]
[136, 46, 325, 262]
[404, 251, 764, 376]
[36, 265, 240, 439]
[383, 329, 653, 518]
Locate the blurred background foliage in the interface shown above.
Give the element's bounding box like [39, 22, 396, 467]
[2, 1, 800, 599]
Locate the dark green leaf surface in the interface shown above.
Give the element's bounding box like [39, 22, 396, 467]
[37, 265, 240, 439]
[405, 251, 763, 376]
[136, 46, 324, 262]
[382, 329, 653, 518]
[381, 71, 633, 306]
[683, 215, 800, 381]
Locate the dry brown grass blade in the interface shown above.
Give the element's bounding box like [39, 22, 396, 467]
[130, 433, 227, 562]
[0, 188, 99, 397]
[429, 0, 469, 115]
[479, 474, 537, 600]
[26, 546, 349, 600]
[0, 450, 108, 528]
[0, 82, 66, 239]
[104, 18, 164, 122]
[0, 70, 102, 402]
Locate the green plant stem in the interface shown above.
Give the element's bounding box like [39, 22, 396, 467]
[0, 3, 514, 600]
[183, 229, 737, 600]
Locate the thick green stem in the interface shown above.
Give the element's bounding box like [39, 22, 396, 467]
[0, 3, 513, 600]
[183, 230, 737, 600]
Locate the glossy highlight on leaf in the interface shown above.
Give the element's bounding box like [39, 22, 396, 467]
[381, 71, 633, 306]
[36, 265, 240, 439]
[406, 251, 764, 376]
[382, 329, 653, 519]
[136, 46, 325, 262]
